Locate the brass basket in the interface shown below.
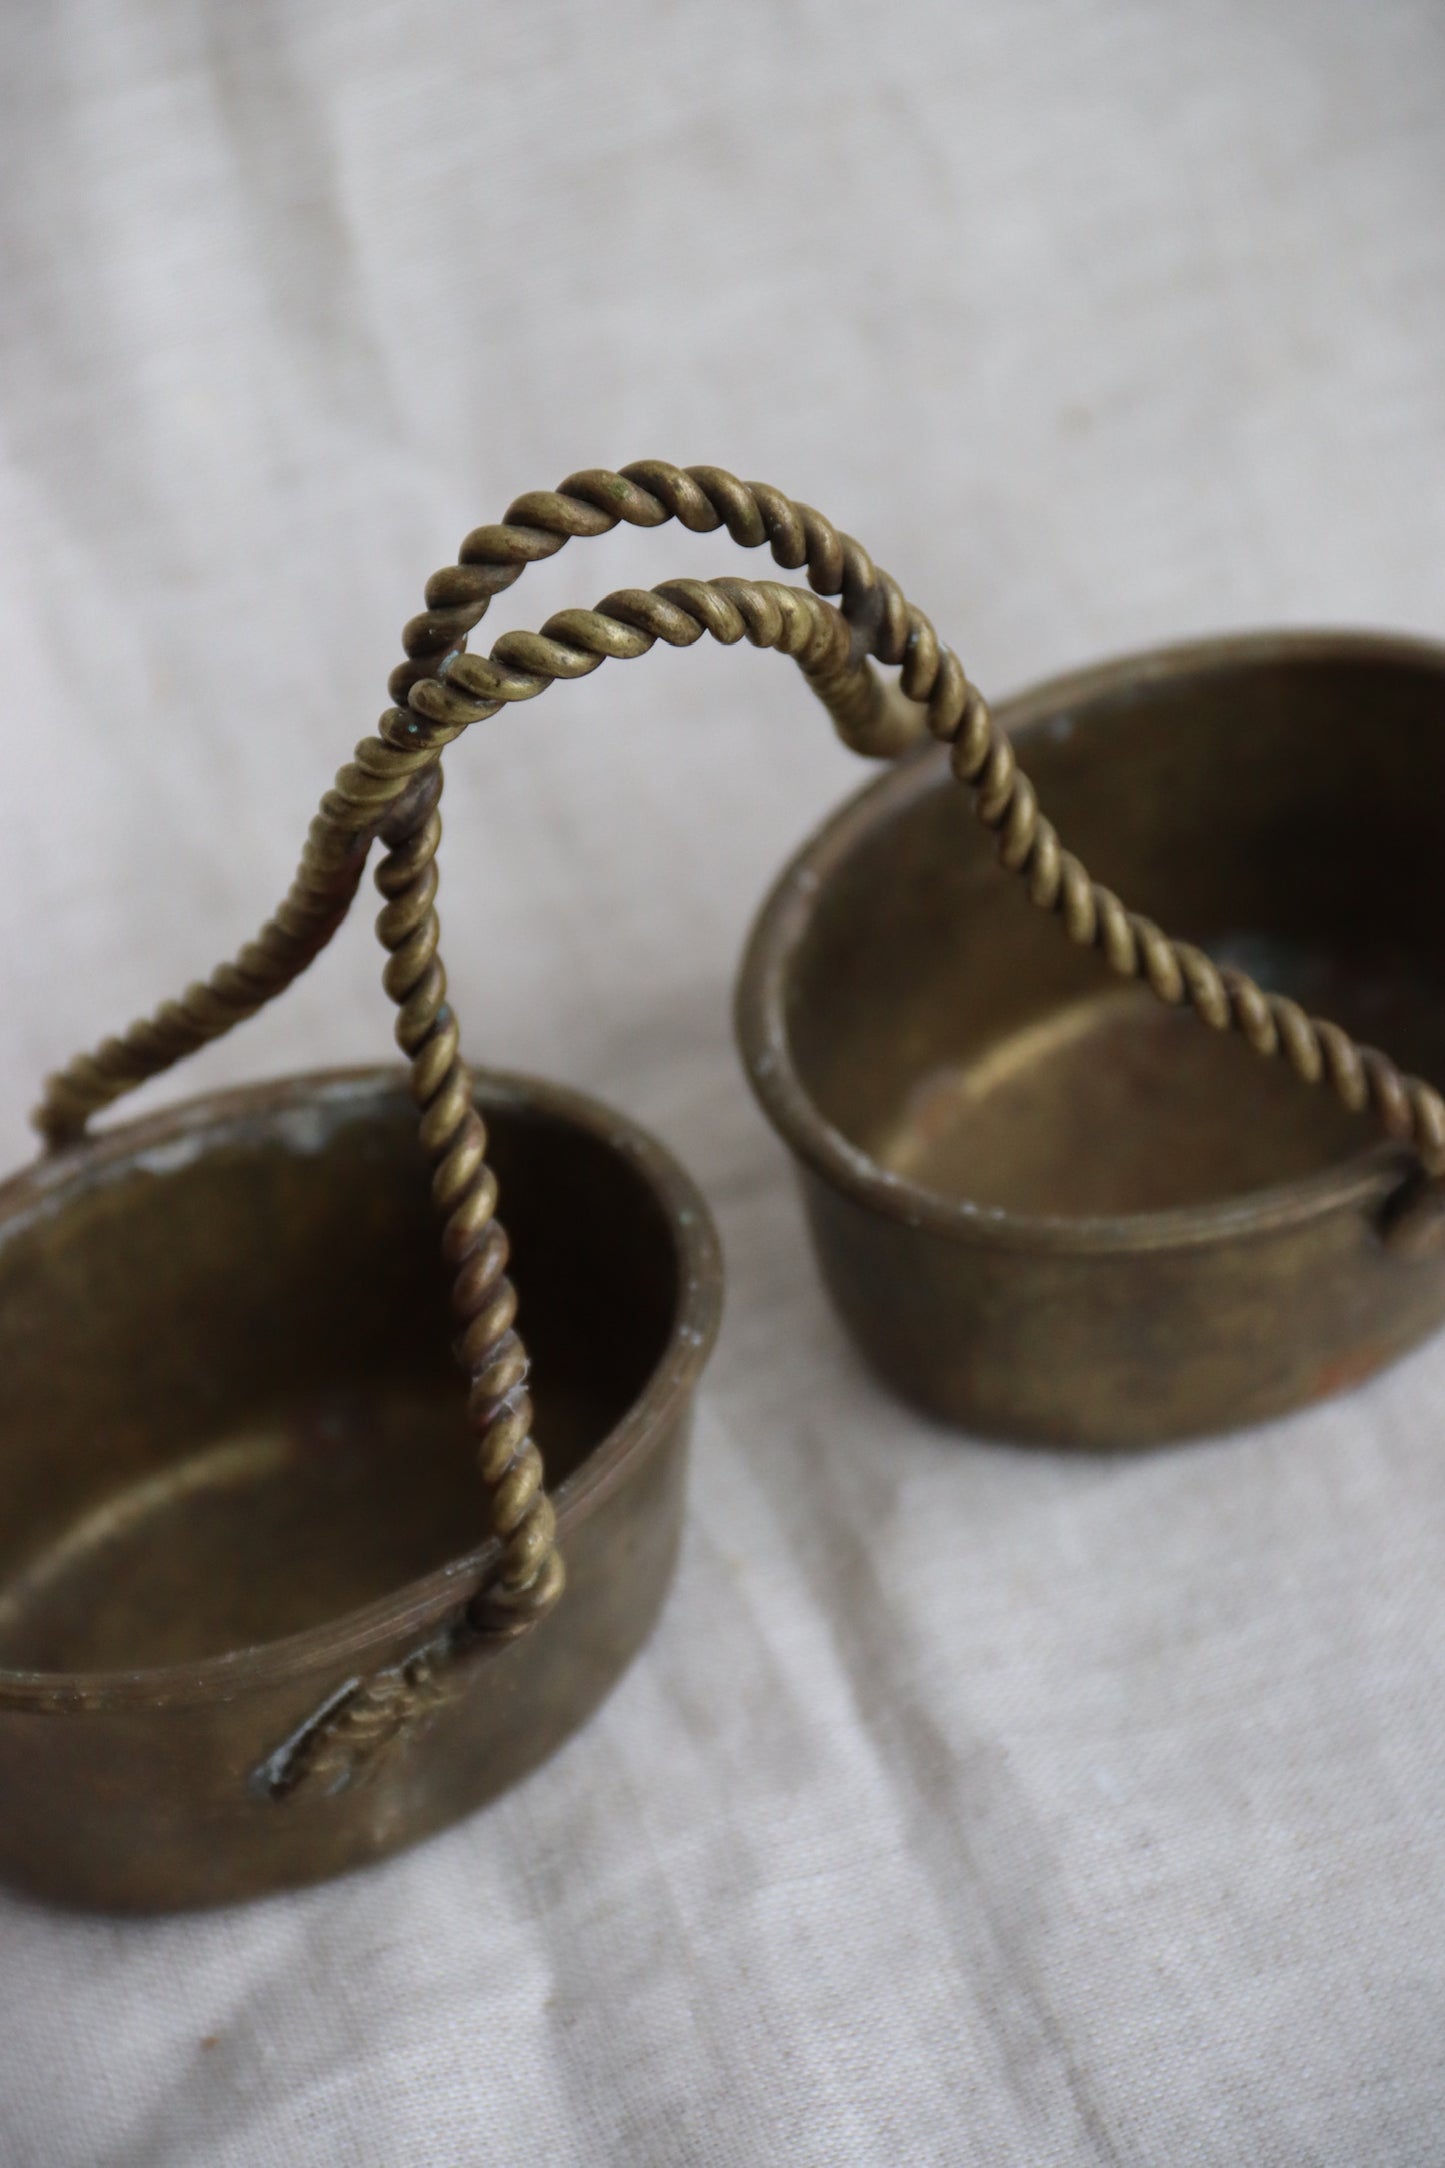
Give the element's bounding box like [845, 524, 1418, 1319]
[0, 1067, 718, 1910]
[738, 629, 1445, 1443]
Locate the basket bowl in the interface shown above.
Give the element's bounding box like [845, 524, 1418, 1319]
[737, 630, 1445, 1444]
[0, 1066, 721, 1909]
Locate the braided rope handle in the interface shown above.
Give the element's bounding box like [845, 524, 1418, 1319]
[36, 464, 1445, 1794]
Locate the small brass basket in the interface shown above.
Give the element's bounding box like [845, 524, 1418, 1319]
[738, 630, 1445, 1443]
[0, 1069, 719, 1909]
[3, 462, 1442, 1909]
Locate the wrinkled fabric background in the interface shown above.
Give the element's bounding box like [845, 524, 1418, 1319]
[2, 4, 1444, 2162]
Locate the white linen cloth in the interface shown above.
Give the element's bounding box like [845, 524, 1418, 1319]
[2, 3, 1444, 2160]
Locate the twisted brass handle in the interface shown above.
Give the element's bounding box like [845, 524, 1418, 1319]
[36, 463, 1445, 1795]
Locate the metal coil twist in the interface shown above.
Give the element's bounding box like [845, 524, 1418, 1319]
[943, 705, 1445, 1175]
[34, 461, 1445, 1795]
[33, 465, 920, 1146]
[39, 460, 1445, 1181]
[32, 830, 370, 1149]
[373, 767, 560, 1637]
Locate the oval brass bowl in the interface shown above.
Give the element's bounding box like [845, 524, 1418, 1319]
[737, 630, 1445, 1446]
[0, 1066, 721, 1910]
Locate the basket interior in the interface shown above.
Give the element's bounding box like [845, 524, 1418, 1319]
[0, 1078, 681, 1672]
[784, 646, 1445, 1218]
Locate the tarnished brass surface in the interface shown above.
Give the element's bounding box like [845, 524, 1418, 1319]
[737, 631, 1445, 1442]
[0, 1069, 720, 1908]
[18, 470, 1445, 1895]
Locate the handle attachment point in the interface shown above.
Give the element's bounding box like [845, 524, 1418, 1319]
[1381, 1172, 1445, 1260]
